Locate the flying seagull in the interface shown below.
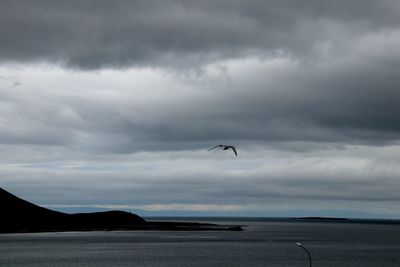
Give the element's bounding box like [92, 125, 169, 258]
[208, 145, 237, 156]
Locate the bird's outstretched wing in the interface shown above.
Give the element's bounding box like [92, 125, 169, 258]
[208, 145, 223, 151]
[227, 146, 237, 156]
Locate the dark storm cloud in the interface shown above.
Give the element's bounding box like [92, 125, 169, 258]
[1, 0, 400, 69]
[3, 1, 400, 218]
[110, 51, 400, 148]
[2, 0, 398, 146]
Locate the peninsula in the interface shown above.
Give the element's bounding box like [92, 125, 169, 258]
[0, 187, 242, 233]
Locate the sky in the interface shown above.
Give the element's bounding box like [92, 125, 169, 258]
[1, 0, 400, 218]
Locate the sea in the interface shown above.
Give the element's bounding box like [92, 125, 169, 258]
[1, 217, 400, 267]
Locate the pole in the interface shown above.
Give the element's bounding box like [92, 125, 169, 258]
[296, 242, 312, 267]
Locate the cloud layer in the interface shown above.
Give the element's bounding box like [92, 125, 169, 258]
[1, 1, 400, 218]
[1, 0, 400, 69]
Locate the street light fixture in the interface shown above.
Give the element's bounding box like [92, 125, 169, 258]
[296, 242, 312, 267]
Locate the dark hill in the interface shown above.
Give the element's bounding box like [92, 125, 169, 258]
[0, 187, 242, 233]
[0, 187, 145, 233]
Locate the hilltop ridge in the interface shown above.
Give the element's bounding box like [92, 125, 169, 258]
[0, 187, 242, 233]
[0, 187, 145, 233]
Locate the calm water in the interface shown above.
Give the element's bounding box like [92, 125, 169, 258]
[1, 218, 400, 266]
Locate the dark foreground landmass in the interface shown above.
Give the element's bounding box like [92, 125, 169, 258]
[0, 188, 242, 233]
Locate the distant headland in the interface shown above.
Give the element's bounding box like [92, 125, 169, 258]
[0, 187, 242, 233]
[292, 216, 348, 222]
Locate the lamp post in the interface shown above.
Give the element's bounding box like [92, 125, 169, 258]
[296, 242, 312, 267]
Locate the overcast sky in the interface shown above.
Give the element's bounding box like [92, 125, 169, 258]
[1, 0, 400, 218]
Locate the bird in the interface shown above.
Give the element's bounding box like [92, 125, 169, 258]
[208, 145, 237, 156]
